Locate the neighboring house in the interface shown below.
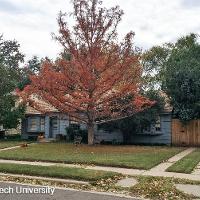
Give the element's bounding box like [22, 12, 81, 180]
[0, 124, 20, 137]
[0, 125, 5, 138]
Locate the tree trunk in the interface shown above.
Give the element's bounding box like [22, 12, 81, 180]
[88, 123, 94, 145]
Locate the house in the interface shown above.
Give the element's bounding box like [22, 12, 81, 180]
[21, 91, 172, 144]
[21, 95, 172, 145]
[21, 106, 172, 145]
[19, 90, 200, 147]
[19, 91, 200, 146]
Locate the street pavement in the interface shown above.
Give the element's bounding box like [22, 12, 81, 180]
[0, 182, 139, 200]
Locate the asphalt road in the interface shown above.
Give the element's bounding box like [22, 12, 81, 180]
[0, 182, 139, 200]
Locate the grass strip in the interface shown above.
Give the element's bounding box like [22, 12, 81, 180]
[0, 163, 118, 181]
[167, 149, 200, 173]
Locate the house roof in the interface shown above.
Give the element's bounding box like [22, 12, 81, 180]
[24, 91, 173, 115]
[23, 95, 58, 115]
[26, 105, 42, 115]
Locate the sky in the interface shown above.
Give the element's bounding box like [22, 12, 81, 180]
[0, 0, 200, 61]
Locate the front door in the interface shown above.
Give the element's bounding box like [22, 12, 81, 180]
[49, 117, 58, 138]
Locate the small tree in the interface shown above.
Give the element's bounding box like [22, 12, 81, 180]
[18, 0, 154, 144]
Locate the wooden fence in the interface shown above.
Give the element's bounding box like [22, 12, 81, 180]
[172, 119, 200, 147]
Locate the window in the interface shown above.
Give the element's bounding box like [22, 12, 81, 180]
[40, 117, 45, 131]
[69, 123, 80, 130]
[69, 116, 79, 125]
[155, 116, 161, 132]
[51, 118, 58, 130]
[28, 117, 38, 131]
[136, 124, 151, 135]
[143, 126, 151, 132]
[28, 116, 45, 132]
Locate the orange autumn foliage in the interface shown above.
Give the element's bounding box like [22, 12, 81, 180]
[18, 0, 154, 144]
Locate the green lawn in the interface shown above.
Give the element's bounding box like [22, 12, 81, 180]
[0, 163, 117, 181]
[0, 143, 184, 169]
[0, 141, 27, 149]
[167, 149, 200, 174]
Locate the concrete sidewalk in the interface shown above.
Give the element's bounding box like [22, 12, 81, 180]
[148, 148, 196, 173]
[0, 146, 21, 151]
[192, 162, 200, 175]
[0, 142, 36, 152]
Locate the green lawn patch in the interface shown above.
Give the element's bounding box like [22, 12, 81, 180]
[0, 141, 27, 149]
[0, 163, 118, 181]
[0, 143, 184, 169]
[167, 149, 200, 174]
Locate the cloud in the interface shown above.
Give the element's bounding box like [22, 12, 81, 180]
[103, 0, 200, 49]
[0, 0, 46, 15]
[0, 0, 199, 60]
[0, 0, 69, 60]
[181, 0, 200, 8]
[0, 0, 19, 13]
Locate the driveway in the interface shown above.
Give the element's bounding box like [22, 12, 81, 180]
[0, 182, 139, 200]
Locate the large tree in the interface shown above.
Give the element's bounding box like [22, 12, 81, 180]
[164, 34, 200, 121]
[0, 35, 25, 129]
[143, 33, 200, 121]
[18, 0, 154, 144]
[0, 35, 24, 69]
[142, 44, 171, 90]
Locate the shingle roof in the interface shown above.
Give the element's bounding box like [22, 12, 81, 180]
[25, 91, 173, 115]
[24, 95, 58, 115]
